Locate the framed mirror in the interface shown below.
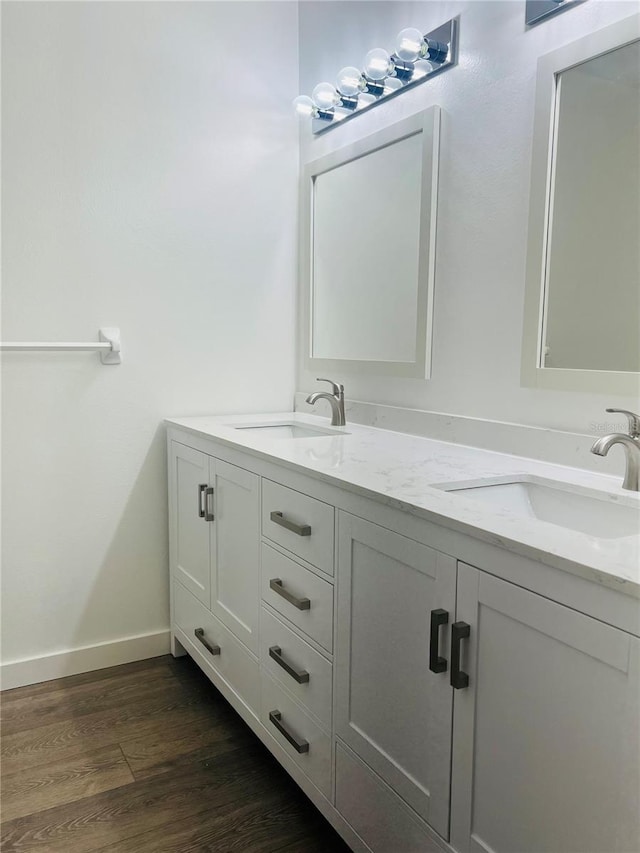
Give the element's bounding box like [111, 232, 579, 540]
[301, 107, 440, 378]
[522, 15, 640, 395]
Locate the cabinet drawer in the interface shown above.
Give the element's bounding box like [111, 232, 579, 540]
[173, 581, 259, 715]
[260, 607, 332, 729]
[262, 479, 334, 576]
[336, 743, 439, 853]
[260, 671, 332, 798]
[261, 543, 334, 653]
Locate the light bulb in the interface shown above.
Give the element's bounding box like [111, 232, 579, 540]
[312, 82, 341, 110]
[292, 95, 316, 119]
[363, 48, 393, 81]
[396, 27, 425, 63]
[336, 66, 366, 97]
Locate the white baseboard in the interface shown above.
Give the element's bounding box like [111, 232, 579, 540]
[0, 630, 171, 691]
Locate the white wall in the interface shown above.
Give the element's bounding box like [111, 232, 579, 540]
[297, 0, 640, 434]
[1, 1, 299, 678]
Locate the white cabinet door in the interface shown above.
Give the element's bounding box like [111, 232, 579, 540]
[210, 458, 260, 655]
[169, 442, 211, 606]
[452, 562, 640, 853]
[335, 512, 457, 840]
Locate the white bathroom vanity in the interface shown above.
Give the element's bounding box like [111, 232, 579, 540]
[167, 412, 640, 853]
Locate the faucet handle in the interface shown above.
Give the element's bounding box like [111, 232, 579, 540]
[316, 378, 344, 396]
[606, 408, 640, 438]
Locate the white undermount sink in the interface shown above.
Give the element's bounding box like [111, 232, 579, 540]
[435, 476, 640, 540]
[232, 421, 349, 439]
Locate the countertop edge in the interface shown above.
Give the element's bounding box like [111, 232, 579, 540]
[165, 417, 640, 600]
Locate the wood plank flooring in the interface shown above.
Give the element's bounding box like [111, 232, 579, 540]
[0, 655, 352, 852]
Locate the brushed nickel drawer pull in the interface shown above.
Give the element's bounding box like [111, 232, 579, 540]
[204, 487, 215, 522]
[269, 578, 311, 611]
[429, 608, 449, 674]
[269, 710, 309, 754]
[269, 645, 310, 684]
[270, 511, 311, 537]
[194, 627, 220, 656]
[451, 622, 470, 689]
[198, 484, 207, 518]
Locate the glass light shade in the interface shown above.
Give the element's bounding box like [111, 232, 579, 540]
[336, 66, 365, 97]
[396, 28, 426, 63]
[292, 95, 316, 119]
[363, 48, 392, 81]
[312, 82, 341, 110]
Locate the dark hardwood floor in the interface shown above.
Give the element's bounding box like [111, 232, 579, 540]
[0, 655, 352, 852]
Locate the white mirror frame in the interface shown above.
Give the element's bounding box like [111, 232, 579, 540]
[522, 14, 640, 395]
[300, 107, 440, 379]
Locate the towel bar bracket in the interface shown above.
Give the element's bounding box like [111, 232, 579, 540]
[99, 328, 122, 365]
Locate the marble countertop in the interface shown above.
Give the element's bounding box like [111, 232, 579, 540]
[166, 412, 640, 597]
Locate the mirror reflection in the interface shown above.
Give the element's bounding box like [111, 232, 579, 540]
[541, 40, 640, 372]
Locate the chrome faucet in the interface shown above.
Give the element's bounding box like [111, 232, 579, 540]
[590, 408, 640, 491]
[306, 378, 346, 426]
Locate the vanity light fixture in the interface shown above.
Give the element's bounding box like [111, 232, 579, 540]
[294, 17, 458, 134]
[525, 0, 587, 27]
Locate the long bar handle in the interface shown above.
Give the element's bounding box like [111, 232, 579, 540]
[204, 487, 214, 522]
[269, 645, 310, 684]
[194, 627, 220, 657]
[269, 578, 311, 611]
[429, 609, 449, 674]
[269, 710, 309, 754]
[270, 511, 311, 537]
[198, 484, 207, 519]
[451, 622, 470, 689]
